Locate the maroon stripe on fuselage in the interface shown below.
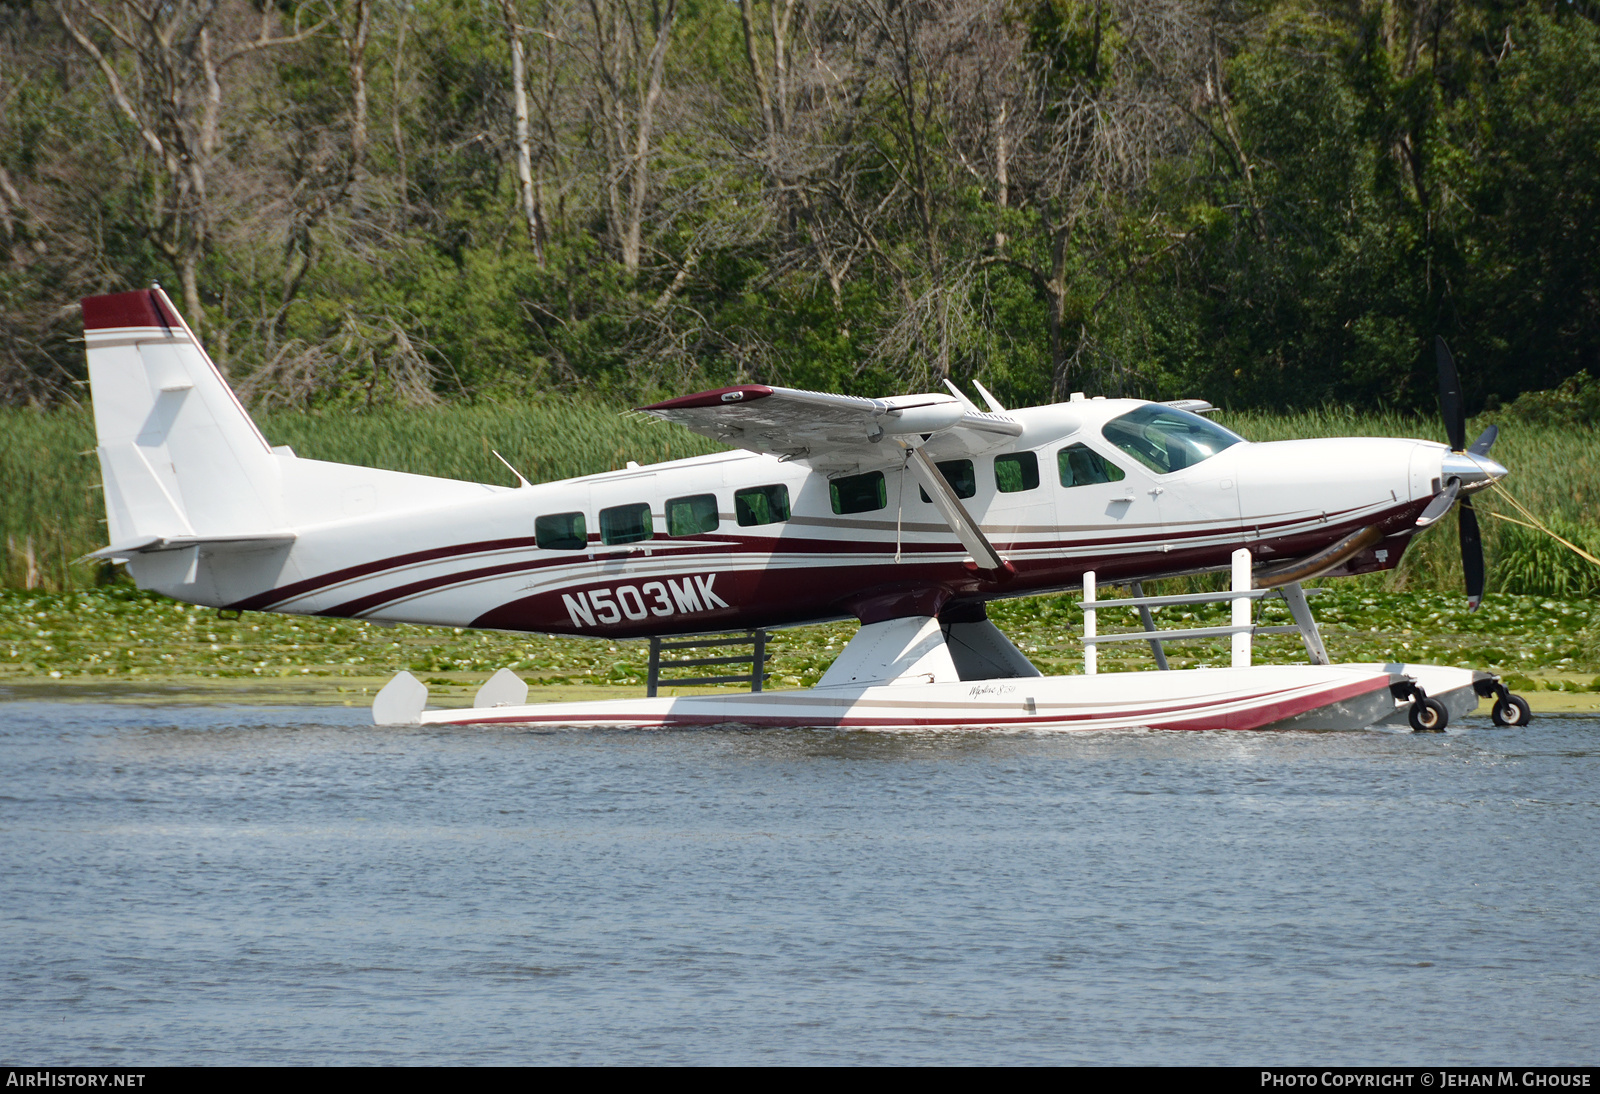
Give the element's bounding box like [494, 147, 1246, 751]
[231, 508, 1300, 613]
[228, 535, 540, 610]
[465, 504, 1424, 636]
[233, 494, 1426, 625]
[321, 556, 549, 618]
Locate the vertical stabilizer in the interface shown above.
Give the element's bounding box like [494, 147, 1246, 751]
[83, 288, 284, 549]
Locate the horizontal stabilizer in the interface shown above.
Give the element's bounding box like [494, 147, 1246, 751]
[83, 532, 298, 563]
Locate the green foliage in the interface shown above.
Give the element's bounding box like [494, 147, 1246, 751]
[1494, 517, 1600, 599]
[1146, 0, 1600, 414]
[0, 409, 100, 590]
[1026, 0, 1122, 94]
[1499, 371, 1600, 427]
[6, 0, 1600, 419]
[261, 400, 726, 484]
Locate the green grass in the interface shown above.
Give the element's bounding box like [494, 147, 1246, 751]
[2, 401, 1596, 596]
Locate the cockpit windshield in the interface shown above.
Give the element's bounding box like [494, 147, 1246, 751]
[1101, 404, 1244, 475]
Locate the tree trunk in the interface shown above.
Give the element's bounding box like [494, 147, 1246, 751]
[621, 0, 677, 275]
[180, 250, 202, 334]
[501, 0, 544, 261]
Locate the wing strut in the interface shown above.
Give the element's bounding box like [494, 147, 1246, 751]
[903, 444, 1015, 578]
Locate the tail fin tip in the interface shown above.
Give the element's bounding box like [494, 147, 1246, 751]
[82, 289, 183, 332]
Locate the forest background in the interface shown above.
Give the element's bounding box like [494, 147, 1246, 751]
[2, 0, 1599, 595]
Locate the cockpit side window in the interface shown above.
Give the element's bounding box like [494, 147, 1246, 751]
[1058, 443, 1126, 488]
[1101, 405, 1243, 475]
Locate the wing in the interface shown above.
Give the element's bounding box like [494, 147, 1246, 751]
[638, 384, 1023, 473]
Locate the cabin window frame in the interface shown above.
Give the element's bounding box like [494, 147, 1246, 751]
[666, 493, 720, 536]
[830, 470, 888, 515]
[734, 484, 792, 527]
[993, 451, 1041, 493]
[917, 459, 977, 503]
[535, 511, 588, 551]
[598, 502, 654, 545]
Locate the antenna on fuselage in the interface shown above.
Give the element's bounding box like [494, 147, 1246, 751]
[491, 450, 532, 489]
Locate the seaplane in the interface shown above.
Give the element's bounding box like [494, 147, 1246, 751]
[76, 286, 1532, 732]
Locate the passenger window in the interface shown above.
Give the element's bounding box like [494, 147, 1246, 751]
[599, 502, 653, 545]
[830, 471, 887, 514]
[1057, 443, 1126, 488]
[917, 459, 977, 503]
[735, 484, 791, 526]
[535, 511, 587, 551]
[666, 493, 719, 536]
[994, 452, 1040, 493]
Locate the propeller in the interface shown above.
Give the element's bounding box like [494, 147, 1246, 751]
[1415, 477, 1460, 527]
[1436, 336, 1467, 452]
[1433, 338, 1491, 611]
[1468, 424, 1498, 457]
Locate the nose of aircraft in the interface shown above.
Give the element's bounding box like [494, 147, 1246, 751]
[1441, 449, 1508, 494]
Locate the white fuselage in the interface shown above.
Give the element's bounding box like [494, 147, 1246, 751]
[152, 399, 1448, 638]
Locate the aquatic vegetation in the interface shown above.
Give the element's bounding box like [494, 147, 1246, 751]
[2, 585, 1594, 692]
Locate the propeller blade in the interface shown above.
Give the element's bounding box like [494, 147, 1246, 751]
[1460, 497, 1484, 611]
[1468, 424, 1499, 457]
[1436, 336, 1466, 452]
[1415, 477, 1461, 527]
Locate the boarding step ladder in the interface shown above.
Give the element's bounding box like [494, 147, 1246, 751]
[1081, 548, 1330, 674]
[646, 630, 772, 697]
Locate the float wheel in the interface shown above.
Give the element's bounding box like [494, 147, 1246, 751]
[1491, 693, 1532, 727]
[1409, 697, 1449, 733]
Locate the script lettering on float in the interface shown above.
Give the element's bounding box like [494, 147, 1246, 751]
[561, 574, 729, 628]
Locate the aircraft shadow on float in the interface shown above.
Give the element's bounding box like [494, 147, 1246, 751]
[77, 286, 1531, 732]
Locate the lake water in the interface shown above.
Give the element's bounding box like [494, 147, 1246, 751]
[2, 700, 1596, 1065]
